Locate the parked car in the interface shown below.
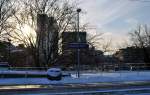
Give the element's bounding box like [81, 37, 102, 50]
[47, 68, 62, 80]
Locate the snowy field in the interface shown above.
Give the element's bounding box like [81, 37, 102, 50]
[0, 71, 150, 85]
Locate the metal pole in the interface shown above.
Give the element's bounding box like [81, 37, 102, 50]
[77, 8, 81, 78]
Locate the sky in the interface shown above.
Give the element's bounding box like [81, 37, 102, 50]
[77, 0, 150, 51]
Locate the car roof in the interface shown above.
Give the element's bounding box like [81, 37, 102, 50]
[48, 68, 61, 71]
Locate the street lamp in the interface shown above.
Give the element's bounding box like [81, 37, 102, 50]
[77, 8, 81, 78]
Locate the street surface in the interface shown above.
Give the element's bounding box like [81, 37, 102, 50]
[1, 81, 150, 95]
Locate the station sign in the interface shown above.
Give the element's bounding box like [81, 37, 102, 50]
[68, 43, 89, 49]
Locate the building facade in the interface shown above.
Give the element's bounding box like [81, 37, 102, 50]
[36, 14, 58, 66]
[114, 47, 145, 63]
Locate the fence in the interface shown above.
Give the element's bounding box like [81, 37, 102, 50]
[0, 64, 150, 78]
[9, 67, 48, 71]
[1, 64, 150, 71]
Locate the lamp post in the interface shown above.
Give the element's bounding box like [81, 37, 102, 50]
[77, 8, 81, 78]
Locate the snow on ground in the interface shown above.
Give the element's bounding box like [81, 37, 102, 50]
[1, 71, 150, 85]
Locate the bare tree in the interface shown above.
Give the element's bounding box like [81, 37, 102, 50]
[129, 24, 150, 63]
[87, 33, 103, 48]
[0, 0, 16, 39]
[8, 0, 113, 68]
[8, 0, 78, 67]
[87, 32, 113, 54]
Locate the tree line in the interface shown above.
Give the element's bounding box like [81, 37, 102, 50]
[0, 0, 149, 68]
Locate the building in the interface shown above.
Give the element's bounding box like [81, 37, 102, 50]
[0, 41, 35, 67]
[114, 47, 145, 63]
[36, 14, 58, 66]
[60, 32, 88, 68]
[113, 47, 150, 70]
[59, 32, 105, 70]
[62, 32, 87, 52]
[0, 41, 15, 63]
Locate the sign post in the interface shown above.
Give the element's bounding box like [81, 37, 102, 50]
[77, 8, 81, 78]
[67, 9, 89, 78]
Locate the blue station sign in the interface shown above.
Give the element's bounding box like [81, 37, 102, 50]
[68, 43, 89, 49]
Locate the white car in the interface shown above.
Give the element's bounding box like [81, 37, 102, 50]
[47, 68, 62, 80]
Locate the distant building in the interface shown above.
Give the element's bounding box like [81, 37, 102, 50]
[114, 47, 145, 63]
[36, 14, 58, 66]
[10, 49, 35, 67]
[113, 47, 150, 70]
[60, 32, 88, 68]
[0, 41, 15, 62]
[0, 41, 34, 67]
[62, 32, 87, 52]
[59, 32, 105, 70]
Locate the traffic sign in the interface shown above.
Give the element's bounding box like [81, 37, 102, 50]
[68, 43, 89, 49]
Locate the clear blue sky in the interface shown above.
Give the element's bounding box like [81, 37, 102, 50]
[78, 0, 150, 50]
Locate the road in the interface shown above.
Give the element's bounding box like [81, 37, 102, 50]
[1, 81, 150, 95]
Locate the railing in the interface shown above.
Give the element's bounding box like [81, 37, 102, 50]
[0, 65, 150, 71]
[8, 65, 150, 71]
[9, 67, 49, 71]
[0, 65, 150, 78]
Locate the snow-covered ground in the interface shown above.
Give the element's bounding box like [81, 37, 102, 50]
[0, 71, 150, 85]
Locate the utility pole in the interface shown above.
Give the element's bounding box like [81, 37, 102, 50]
[77, 8, 81, 78]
